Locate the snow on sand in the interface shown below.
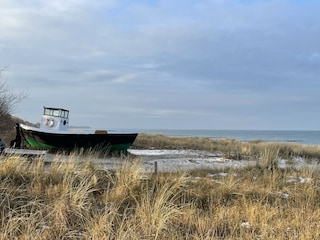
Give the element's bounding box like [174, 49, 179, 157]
[127, 149, 255, 172]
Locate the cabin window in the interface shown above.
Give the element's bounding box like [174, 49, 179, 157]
[52, 109, 60, 117]
[44, 108, 69, 119]
[44, 108, 51, 116]
[61, 110, 69, 118]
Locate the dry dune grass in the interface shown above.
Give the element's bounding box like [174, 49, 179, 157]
[134, 133, 320, 160]
[1, 146, 320, 239]
[134, 133, 241, 153]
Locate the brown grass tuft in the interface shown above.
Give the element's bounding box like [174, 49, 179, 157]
[0, 136, 320, 239]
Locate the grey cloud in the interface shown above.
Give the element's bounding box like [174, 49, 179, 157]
[2, 0, 320, 129]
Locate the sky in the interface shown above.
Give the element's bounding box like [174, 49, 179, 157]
[1, 0, 320, 130]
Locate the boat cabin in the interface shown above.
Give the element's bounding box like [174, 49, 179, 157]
[40, 107, 69, 131]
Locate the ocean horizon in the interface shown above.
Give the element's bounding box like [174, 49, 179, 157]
[133, 129, 320, 146]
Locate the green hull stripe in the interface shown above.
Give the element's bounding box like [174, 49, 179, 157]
[25, 138, 132, 152]
[25, 139, 56, 149]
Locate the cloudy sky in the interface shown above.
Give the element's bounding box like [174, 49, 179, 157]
[1, 0, 320, 130]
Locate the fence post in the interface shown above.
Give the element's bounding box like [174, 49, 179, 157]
[154, 161, 158, 174]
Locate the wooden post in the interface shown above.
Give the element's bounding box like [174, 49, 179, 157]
[236, 144, 239, 160]
[154, 161, 158, 174]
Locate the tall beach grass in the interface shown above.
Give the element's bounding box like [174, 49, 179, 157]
[1, 142, 320, 239]
[134, 133, 320, 160]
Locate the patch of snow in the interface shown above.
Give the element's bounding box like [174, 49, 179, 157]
[212, 179, 224, 184]
[207, 173, 228, 177]
[128, 149, 222, 157]
[294, 157, 305, 163]
[286, 176, 313, 184]
[277, 191, 290, 199]
[207, 174, 216, 178]
[278, 158, 320, 171]
[278, 159, 287, 169]
[286, 177, 298, 183]
[298, 177, 313, 184]
[240, 221, 251, 229]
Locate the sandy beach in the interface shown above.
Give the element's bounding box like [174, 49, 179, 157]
[41, 148, 320, 173]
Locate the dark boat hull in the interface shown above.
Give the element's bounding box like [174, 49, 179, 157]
[20, 127, 138, 152]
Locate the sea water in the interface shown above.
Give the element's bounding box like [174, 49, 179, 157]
[136, 129, 320, 146]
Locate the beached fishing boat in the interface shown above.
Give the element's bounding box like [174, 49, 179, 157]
[17, 107, 138, 152]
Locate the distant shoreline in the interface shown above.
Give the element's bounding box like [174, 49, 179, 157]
[136, 129, 320, 145]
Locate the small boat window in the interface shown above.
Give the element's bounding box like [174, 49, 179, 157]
[44, 108, 69, 119]
[61, 110, 69, 119]
[52, 109, 60, 117]
[44, 108, 51, 116]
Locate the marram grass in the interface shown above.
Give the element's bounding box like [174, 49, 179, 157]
[134, 133, 320, 159]
[1, 147, 320, 239]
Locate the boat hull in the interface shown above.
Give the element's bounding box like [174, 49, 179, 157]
[20, 127, 138, 153]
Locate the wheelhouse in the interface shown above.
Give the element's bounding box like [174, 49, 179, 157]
[40, 107, 70, 131]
